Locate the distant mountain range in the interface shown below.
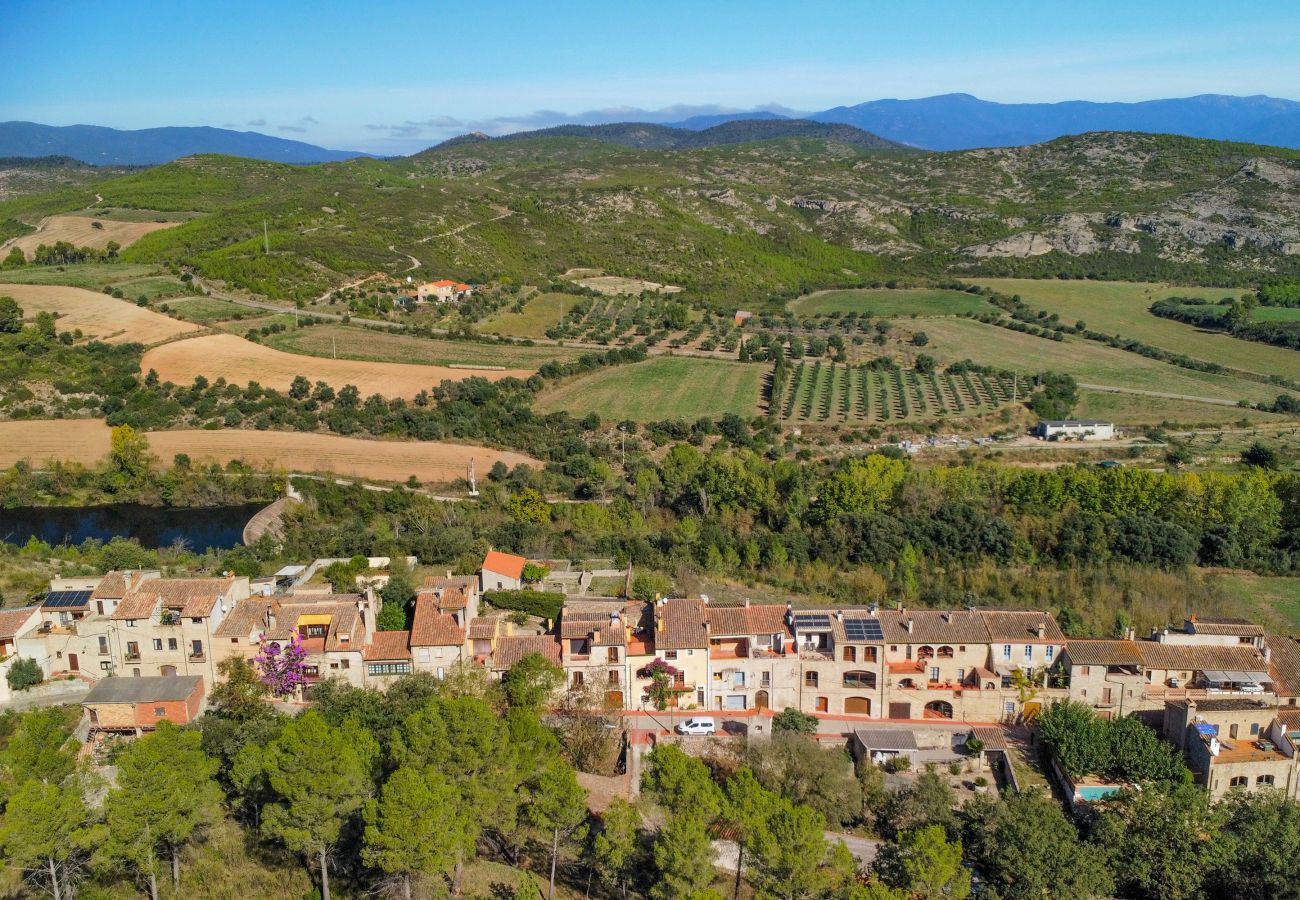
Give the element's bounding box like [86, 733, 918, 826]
[448, 119, 904, 151]
[806, 93, 1300, 150]
[0, 122, 371, 165]
[6, 94, 1300, 167]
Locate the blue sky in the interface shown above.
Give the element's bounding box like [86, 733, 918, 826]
[3, 0, 1299, 153]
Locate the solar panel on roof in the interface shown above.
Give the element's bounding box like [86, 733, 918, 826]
[793, 613, 831, 631]
[843, 618, 884, 641]
[43, 590, 92, 608]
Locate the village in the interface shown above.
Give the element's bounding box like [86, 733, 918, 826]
[4, 547, 1298, 809]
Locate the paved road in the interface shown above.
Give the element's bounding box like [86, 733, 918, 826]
[3, 680, 89, 711]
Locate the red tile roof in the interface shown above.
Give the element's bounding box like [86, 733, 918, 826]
[655, 598, 708, 650]
[92, 571, 150, 600]
[365, 630, 412, 661]
[113, 577, 235, 620]
[410, 595, 465, 646]
[467, 617, 499, 641]
[493, 634, 561, 669]
[0, 606, 38, 640]
[482, 550, 526, 580]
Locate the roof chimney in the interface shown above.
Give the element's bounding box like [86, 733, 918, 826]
[942, 611, 952, 624]
[906, 618, 914, 634]
[835, 610, 843, 621]
[1265, 646, 1272, 663]
[1036, 622, 1046, 639]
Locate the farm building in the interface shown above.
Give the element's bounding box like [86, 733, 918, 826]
[416, 279, 473, 303]
[82, 675, 205, 734]
[1035, 420, 1115, 441]
[481, 550, 526, 592]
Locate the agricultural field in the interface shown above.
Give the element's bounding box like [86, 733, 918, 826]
[790, 287, 992, 317]
[780, 361, 1025, 425]
[264, 324, 583, 368]
[163, 296, 257, 324]
[918, 318, 1279, 406]
[1248, 306, 1300, 322]
[479, 292, 571, 339]
[1, 214, 179, 258]
[0, 282, 199, 345]
[1071, 390, 1280, 427]
[0, 420, 540, 486]
[0, 262, 170, 290]
[575, 275, 683, 295]
[535, 356, 762, 420]
[141, 333, 534, 399]
[970, 278, 1300, 381]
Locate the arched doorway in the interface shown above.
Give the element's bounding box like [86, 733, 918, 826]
[845, 696, 871, 715]
[754, 690, 770, 710]
[924, 700, 954, 719]
[160, 665, 177, 677]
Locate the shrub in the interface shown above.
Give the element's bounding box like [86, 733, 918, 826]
[483, 589, 565, 621]
[948, 761, 962, 776]
[883, 755, 912, 773]
[771, 707, 819, 735]
[973, 775, 989, 787]
[6, 658, 42, 691]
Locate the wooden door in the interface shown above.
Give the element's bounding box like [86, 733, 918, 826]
[67, 653, 78, 672]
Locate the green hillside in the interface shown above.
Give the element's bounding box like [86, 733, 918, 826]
[5, 131, 1300, 305]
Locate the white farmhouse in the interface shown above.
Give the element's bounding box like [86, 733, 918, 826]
[1035, 420, 1115, 441]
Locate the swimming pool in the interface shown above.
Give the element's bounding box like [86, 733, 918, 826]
[1077, 785, 1121, 801]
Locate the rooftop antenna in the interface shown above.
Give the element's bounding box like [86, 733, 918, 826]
[467, 457, 479, 497]
[263, 220, 269, 255]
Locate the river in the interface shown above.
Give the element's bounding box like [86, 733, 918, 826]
[0, 503, 264, 552]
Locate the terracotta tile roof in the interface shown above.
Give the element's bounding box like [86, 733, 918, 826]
[482, 550, 526, 581]
[1064, 640, 1144, 667]
[410, 595, 465, 646]
[422, 575, 478, 591]
[655, 598, 708, 651]
[432, 279, 456, 287]
[493, 634, 561, 669]
[261, 600, 363, 653]
[467, 617, 499, 641]
[418, 585, 470, 611]
[745, 605, 793, 636]
[705, 606, 751, 636]
[970, 726, 1009, 751]
[91, 570, 150, 600]
[1267, 637, 1300, 697]
[1190, 617, 1265, 637]
[214, 598, 272, 637]
[560, 612, 627, 646]
[365, 630, 412, 661]
[877, 609, 991, 644]
[981, 611, 1065, 643]
[1134, 642, 1271, 673]
[0, 606, 38, 640]
[114, 577, 235, 620]
[1277, 707, 1300, 730]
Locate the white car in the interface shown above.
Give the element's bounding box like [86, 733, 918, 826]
[675, 717, 717, 736]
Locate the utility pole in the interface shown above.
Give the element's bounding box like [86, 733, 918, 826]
[332, 335, 337, 359]
[263, 220, 269, 254]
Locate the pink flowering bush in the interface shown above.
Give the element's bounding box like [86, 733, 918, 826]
[255, 630, 309, 697]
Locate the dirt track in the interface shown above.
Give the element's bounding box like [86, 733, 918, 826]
[0, 282, 199, 345]
[141, 333, 533, 398]
[0, 420, 539, 485]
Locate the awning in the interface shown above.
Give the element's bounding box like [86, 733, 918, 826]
[274, 565, 305, 578]
[1203, 669, 1271, 683]
[994, 666, 1014, 678]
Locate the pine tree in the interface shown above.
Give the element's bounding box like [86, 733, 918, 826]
[239, 710, 378, 900]
[526, 758, 588, 900]
[363, 765, 473, 900]
[588, 797, 640, 900]
[104, 722, 222, 898]
[0, 777, 100, 900]
[651, 813, 717, 900]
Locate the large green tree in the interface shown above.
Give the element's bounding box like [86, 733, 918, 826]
[362, 764, 473, 900]
[526, 758, 588, 900]
[588, 797, 640, 900]
[0, 777, 100, 900]
[504, 651, 564, 710]
[746, 797, 854, 900]
[641, 744, 723, 821]
[1092, 783, 1227, 900]
[236, 710, 378, 900]
[104, 722, 222, 898]
[723, 768, 777, 900]
[961, 789, 1113, 900]
[1211, 789, 1300, 898]
[874, 825, 970, 900]
[651, 813, 718, 900]
[1, 707, 79, 791]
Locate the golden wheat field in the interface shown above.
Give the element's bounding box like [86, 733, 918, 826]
[0, 282, 199, 344]
[140, 333, 534, 398]
[0, 420, 539, 485]
[2, 215, 179, 258]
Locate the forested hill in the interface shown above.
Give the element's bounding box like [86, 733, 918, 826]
[5, 130, 1300, 302]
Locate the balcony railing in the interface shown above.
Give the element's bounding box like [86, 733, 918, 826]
[188, 652, 206, 662]
[124, 653, 141, 662]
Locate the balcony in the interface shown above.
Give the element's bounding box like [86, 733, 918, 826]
[158, 612, 182, 627]
[188, 651, 206, 662]
[124, 653, 141, 662]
